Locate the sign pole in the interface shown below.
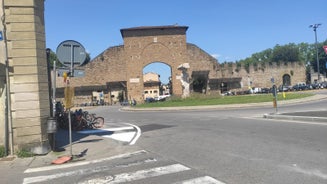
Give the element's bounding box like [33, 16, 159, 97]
[70, 44, 74, 77]
[64, 79, 74, 157]
[56, 40, 85, 159]
[68, 107, 72, 157]
[275, 88, 278, 114]
[272, 84, 278, 114]
[64, 79, 73, 157]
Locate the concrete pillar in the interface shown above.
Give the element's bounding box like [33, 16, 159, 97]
[1, 0, 50, 154]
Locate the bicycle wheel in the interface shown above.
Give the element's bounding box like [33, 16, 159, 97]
[92, 117, 104, 129]
[83, 111, 93, 122]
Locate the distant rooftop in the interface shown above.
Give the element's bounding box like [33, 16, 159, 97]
[121, 25, 188, 31]
[120, 25, 189, 37]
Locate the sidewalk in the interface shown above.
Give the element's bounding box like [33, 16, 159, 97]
[0, 124, 142, 170]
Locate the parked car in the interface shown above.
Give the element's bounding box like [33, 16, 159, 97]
[292, 83, 307, 91]
[313, 82, 327, 89]
[145, 97, 155, 103]
[260, 87, 271, 93]
[306, 84, 313, 90]
[252, 87, 261, 94]
[321, 82, 327, 88]
[222, 91, 235, 96]
[278, 85, 292, 92]
[154, 94, 171, 101]
[120, 100, 129, 106]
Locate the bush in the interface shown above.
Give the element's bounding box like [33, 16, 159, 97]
[0, 146, 5, 158]
[16, 149, 34, 158]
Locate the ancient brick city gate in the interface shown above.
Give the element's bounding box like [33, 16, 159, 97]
[58, 25, 306, 105]
[120, 25, 188, 100]
[59, 25, 220, 104]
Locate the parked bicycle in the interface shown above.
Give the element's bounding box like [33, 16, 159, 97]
[78, 111, 104, 129]
[56, 107, 104, 131]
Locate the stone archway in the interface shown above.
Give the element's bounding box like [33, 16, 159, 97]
[121, 26, 188, 102]
[282, 74, 291, 86]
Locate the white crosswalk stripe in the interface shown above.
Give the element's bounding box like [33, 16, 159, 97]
[24, 150, 147, 173]
[78, 164, 190, 184]
[23, 150, 226, 184]
[173, 176, 226, 184]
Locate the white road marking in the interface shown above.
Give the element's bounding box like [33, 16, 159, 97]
[283, 164, 327, 180]
[77, 124, 141, 145]
[102, 132, 135, 142]
[125, 123, 141, 145]
[24, 164, 190, 184]
[24, 150, 147, 173]
[173, 176, 226, 184]
[78, 164, 191, 184]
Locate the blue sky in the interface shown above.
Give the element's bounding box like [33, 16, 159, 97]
[45, 0, 326, 84]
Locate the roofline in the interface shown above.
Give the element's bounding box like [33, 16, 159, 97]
[120, 25, 188, 37]
[121, 25, 188, 32]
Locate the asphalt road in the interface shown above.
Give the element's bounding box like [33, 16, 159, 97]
[90, 91, 327, 184]
[10, 91, 327, 184]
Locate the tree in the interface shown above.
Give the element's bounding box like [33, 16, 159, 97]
[297, 42, 313, 63]
[317, 40, 327, 75]
[271, 43, 299, 63]
[81, 53, 91, 66]
[47, 50, 63, 68]
[237, 41, 327, 66]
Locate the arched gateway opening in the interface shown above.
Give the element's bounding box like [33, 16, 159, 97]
[282, 74, 291, 86]
[143, 62, 172, 100]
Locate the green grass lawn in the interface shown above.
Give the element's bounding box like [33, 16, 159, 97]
[136, 92, 313, 108]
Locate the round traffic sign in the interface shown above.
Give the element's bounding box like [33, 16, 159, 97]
[56, 40, 86, 67]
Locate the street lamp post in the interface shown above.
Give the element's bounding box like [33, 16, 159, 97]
[309, 23, 321, 82]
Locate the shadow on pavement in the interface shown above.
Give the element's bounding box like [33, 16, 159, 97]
[53, 128, 113, 150]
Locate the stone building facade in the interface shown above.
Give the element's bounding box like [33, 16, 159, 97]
[56, 25, 306, 105]
[143, 72, 160, 99]
[211, 62, 306, 93]
[0, 0, 50, 154]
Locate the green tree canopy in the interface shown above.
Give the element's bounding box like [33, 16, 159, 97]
[271, 43, 299, 63]
[237, 40, 327, 74]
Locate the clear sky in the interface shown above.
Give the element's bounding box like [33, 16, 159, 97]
[44, 0, 326, 84]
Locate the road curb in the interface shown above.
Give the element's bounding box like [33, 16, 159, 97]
[122, 94, 327, 111]
[263, 113, 327, 123]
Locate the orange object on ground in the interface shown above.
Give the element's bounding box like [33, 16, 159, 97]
[51, 155, 72, 164]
